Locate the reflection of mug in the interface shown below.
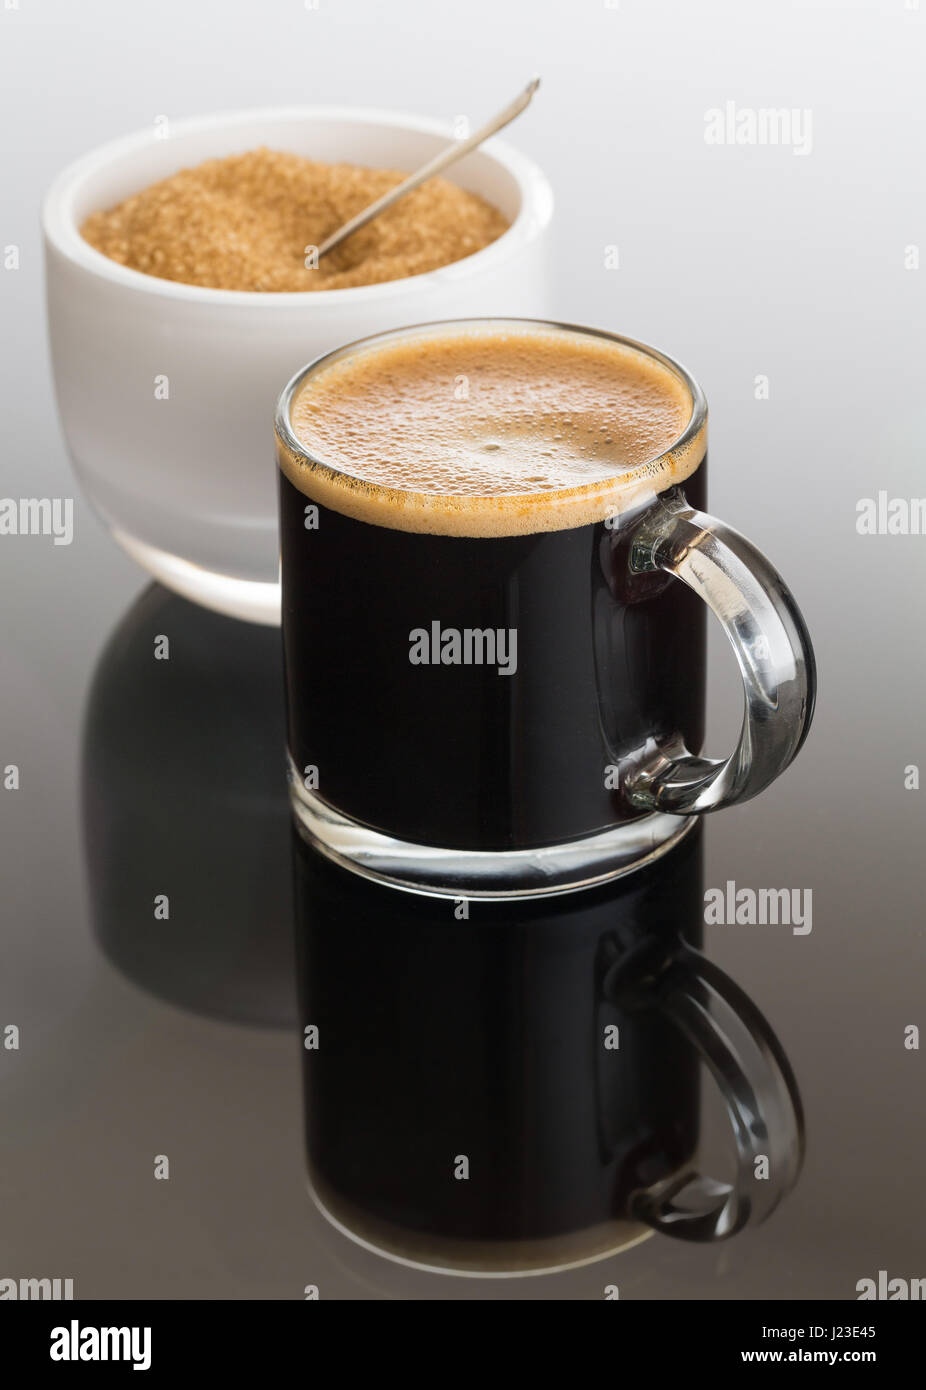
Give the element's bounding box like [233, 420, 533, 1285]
[43, 110, 552, 625]
[293, 824, 803, 1276]
[278, 319, 816, 897]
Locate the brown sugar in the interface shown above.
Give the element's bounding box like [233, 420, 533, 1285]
[80, 147, 511, 292]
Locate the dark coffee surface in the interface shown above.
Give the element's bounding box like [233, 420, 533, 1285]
[280, 464, 707, 849]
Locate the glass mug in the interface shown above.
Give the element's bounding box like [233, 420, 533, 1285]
[276, 319, 816, 898]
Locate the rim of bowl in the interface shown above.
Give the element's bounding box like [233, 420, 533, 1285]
[41, 105, 555, 307]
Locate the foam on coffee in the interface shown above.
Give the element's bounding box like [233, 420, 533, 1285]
[279, 326, 706, 537]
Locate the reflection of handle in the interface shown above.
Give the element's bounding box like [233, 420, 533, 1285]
[625, 490, 816, 814]
[609, 938, 804, 1241]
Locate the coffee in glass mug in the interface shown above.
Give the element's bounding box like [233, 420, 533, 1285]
[276, 319, 815, 897]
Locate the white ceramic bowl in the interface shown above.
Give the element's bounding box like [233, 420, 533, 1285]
[43, 107, 554, 623]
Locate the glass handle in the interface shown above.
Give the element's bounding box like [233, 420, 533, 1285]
[627, 940, 805, 1241]
[625, 490, 816, 814]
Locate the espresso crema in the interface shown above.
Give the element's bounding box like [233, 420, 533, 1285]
[280, 326, 704, 537]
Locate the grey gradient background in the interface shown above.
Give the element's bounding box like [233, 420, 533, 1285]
[1, 0, 925, 1298]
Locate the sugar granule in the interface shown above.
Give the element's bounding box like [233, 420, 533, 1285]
[80, 147, 511, 292]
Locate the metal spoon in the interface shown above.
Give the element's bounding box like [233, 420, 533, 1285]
[315, 77, 541, 261]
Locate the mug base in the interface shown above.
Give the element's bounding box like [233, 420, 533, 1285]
[111, 524, 281, 627]
[306, 1164, 654, 1279]
[288, 758, 697, 900]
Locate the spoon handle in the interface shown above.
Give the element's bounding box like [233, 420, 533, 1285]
[316, 77, 540, 260]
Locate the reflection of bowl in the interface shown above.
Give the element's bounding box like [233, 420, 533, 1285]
[83, 584, 295, 1027]
[43, 108, 555, 625]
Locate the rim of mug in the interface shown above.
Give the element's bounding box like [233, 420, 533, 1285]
[41, 105, 554, 307]
[275, 317, 709, 506]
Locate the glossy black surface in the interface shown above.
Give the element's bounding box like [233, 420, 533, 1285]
[2, 568, 922, 1300]
[5, 0, 925, 1296]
